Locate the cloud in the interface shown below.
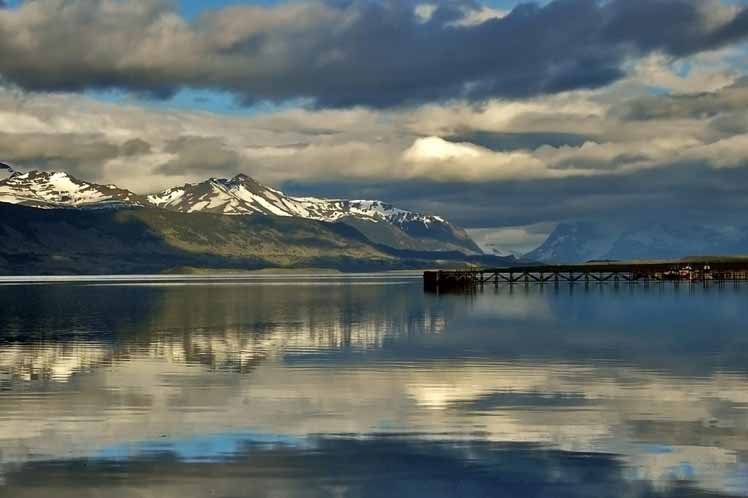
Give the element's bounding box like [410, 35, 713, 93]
[449, 5, 506, 27]
[1, 0, 748, 107]
[403, 136, 482, 161]
[156, 136, 248, 176]
[0, 131, 153, 181]
[600, 0, 747, 56]
[414, 3, 438, 23]
[446, 131, 591, 152]
[287, 160, 748, 230]
[120, 138, 152, 156]
[4, 65, 748, 233]
[613, 78, 748, 121]
[629, 52, 741, 94]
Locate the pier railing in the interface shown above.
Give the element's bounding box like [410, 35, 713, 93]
[424, 260, 748, 293]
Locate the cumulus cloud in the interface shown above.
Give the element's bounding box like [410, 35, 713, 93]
[403, 136, 482, 162]
[1, 0, 748, 107]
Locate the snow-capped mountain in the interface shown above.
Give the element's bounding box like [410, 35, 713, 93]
[148, 174, 300, 216]
[148, 174, 482, 254]
[0, 170, 146, 209]
[0, 168, 481, 254]
[526, 221, 748, 263]
[149, 174, 441, 225]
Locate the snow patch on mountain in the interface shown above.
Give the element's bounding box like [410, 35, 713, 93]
[0, 170, 145, 209]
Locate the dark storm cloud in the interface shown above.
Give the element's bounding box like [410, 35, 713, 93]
[1, 0, 748, 108]
[601, 0, 737, 55]
[448, 131, 591, 151]
[283, 161, 748, 229]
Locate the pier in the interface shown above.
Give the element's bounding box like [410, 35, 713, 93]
[424, 259, 748, 293]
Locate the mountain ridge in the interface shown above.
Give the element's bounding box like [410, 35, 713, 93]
[0, 167, 482, 256]
[146, 174, 482, 254]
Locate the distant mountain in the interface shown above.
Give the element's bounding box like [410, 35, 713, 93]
[526, 221, 748, 263]
[148, 174, 482, 254]
[0, 170, 146, 209]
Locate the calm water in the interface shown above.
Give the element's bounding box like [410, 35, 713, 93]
[0, 274, 747, 497]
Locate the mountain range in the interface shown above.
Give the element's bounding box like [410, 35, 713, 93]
[6, 163, 745, 270]
[0, 165, 507, 274]
[525, 221, 748, 263]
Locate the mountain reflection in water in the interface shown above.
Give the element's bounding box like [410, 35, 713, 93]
[0, 275, 747, 497]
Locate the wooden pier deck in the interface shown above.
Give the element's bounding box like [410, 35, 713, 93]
[424, 259, 748, 293]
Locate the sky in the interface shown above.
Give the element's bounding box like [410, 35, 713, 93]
[2, 0, 748, 252]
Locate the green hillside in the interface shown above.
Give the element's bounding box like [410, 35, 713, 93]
[0, 204, 399, 274]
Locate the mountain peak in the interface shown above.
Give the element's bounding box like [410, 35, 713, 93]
[223, 173, 264, 189]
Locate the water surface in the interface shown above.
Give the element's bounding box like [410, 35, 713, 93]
[0, 275, 747, 497]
